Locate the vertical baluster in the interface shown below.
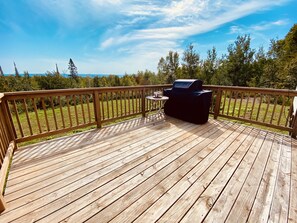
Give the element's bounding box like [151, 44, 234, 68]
[209, 90, 214, 113]
[23, 99, 33, 135]
[249, 93, 257, 120]
[119, 91, 123, 117]
[50, 96, 58, 130]
[232, 91, 238, 116]
[80, 95, 86, 124]
[111, 92, 115, 118]
[66, 96, 72, 127]
[263, 95, 271, 123]
[226, 91, 232, 116]
[131, 91, 135, 114]
[128, 90, 131, 115]
[73, 95, 79, 125]
[222, 91, 227, 115]
[106, 92, 110, 119]
[58, 96, 65, 128]
[243, 93, 250, 118]
[32, 98, 42, 133]
[285, 97, 293, 127]
[270, 96, 278, 124]
[12, 100, 24, 137]
[41, 97, 50, 132]
[277, 95, 286, 126]
[124, 91, 127, 116]
[139, 90, 142, 113]
[255, 94, 263, 121]
[238, 93, 243, 117]
[86, 95, 91, 123]
[100, 93, 105, 120]
[115, 92, 119, 117]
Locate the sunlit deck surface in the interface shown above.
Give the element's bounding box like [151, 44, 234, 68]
[1, 115, 297, 222]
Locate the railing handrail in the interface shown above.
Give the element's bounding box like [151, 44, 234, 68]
[2, 85, 172, 99]
[204, 85, 297, 96]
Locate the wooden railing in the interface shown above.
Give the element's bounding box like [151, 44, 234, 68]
[1, 85, 171, 143]
[204, 85, 297, 137]
[0, 93, 16, 211]
[1, 85, 297, 145]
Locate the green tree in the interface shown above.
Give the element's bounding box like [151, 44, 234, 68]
[36, 71, 69, 90]
[158, 51, 179, 84]
[93, 76, 100, 87]
[225, 35, 255, 86]
[248, 47, 267, 87]
[121, 74, 137, 86]
[182, 44, 200, 79]
[200, 47, 218, 84]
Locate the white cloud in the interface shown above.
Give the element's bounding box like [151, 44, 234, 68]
[251, 19, 289, 31]
[229, 26, 243, 34]
[99, 0, 289, 48]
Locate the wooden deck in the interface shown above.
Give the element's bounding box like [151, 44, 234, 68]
[0, 116, 296, 222]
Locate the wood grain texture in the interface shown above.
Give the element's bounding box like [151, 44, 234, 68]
[0, 118, 295, 223]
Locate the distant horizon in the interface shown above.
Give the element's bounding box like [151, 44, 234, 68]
[1, 0, 296, 74]
[2, 73, 125, 77]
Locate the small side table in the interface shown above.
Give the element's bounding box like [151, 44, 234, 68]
[146, 96, 169, 117]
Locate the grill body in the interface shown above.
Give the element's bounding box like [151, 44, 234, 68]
[164, 79, 212, 124]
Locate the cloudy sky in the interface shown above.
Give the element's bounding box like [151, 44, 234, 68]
[0, 0, 296, 74]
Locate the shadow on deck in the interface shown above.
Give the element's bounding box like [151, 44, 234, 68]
[1, 115, 297, 222]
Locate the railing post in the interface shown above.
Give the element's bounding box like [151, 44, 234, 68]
[141, 88, 146, 117]
[0, 194, 6, 213]
[292, 111, 297, 138]
[214, 89, 222, 119]
[93, 91, 102, 128]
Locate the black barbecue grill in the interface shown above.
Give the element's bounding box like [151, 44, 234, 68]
[164, 79, 212, 124]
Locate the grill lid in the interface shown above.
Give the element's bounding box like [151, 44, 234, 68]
[172, 79, 202, 92]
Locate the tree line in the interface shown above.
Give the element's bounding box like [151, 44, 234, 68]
[0, 24, 296, 92]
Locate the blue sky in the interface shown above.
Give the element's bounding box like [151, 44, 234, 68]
[0, 0, 296, 75]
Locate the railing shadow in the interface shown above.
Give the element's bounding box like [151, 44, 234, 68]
[11, 113, 167, 169]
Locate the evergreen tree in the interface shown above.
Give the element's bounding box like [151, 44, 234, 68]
[68, 58, 79, 80]
[0, 66, 4, 76]
[225, 35, 255, 86]
[200, 47, 218, 84]
[158, 51, 179, 83]
[14, 62, 20, 78]
[182, 44, 200, 79]
[55, 63, 60, 75]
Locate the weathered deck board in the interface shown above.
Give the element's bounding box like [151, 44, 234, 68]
[0, 116, 295, 223]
